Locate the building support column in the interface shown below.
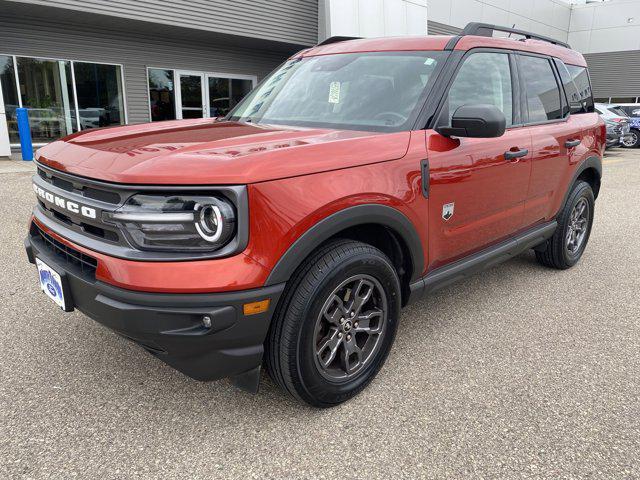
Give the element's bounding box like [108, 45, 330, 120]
[0, 82, 11, 157]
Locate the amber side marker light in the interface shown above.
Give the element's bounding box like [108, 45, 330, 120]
[243, 299, 270, 316]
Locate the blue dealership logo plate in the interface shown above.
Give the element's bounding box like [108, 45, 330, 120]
[35, 258, 67, 310]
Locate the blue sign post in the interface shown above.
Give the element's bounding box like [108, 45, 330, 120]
[16, 107, 33, 161]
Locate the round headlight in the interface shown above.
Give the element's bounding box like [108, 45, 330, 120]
[196, 204, 223, 242]
[104, 194, 237, 252]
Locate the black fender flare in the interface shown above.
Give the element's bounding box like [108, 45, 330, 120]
[560, 155, 602, 209]
[264, 204, 425, 286]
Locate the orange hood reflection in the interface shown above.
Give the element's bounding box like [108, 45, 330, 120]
[36, 119, 410, 184]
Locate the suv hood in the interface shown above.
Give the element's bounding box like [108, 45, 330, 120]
[36, 119, 410, 184]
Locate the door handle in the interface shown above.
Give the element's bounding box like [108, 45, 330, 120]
[504, 148, 528, 161]
[565, 139, 581, 148]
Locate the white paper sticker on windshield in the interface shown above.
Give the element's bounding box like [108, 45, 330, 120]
[328, 82, 341, 104]
[424, 58, 435, 66]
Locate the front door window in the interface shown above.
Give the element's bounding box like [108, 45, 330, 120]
[440, 52, 514, 126]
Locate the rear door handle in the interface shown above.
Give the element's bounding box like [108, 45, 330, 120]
[504, 148, 528, 161]
[565, 139, 581, 148]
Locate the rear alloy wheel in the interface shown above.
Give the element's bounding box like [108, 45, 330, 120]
[565, 197, 590, 256]
[622, 129, 639, 148]
[535, 180, 595, 269]
[266, 240, 400, 407]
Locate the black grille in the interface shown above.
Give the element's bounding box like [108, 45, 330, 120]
[38, 168, 121, 204]
[32, 223, 98, 278]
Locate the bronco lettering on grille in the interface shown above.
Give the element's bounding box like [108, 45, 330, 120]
[33, 184, 97, 219]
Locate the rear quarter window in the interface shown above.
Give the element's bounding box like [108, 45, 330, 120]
[556, 61, 594, 114]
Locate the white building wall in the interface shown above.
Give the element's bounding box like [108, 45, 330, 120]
[426, 0, 571, 43]
[568, 0, 640, 54]
[318, 0, 428, 41]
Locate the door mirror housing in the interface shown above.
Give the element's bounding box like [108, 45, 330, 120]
[436, 104, 506, 138]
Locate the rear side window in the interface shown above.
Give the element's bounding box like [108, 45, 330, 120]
[621, 106, 640, 116]
[555, 60, 595, 114]
[608, 106, 628, 117]
[441, 52, 513, 126]
[519, 55, 563, 123]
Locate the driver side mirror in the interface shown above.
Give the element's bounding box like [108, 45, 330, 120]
[436, 104, 506, 138]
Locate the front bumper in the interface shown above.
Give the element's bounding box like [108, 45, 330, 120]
[25, 227, 285, 389]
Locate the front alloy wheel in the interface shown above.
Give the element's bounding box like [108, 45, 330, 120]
[266, 240, 400, 407]
[314, 275, 387, 381]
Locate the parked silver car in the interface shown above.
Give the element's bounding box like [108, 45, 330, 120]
[595, 103, 632, 149]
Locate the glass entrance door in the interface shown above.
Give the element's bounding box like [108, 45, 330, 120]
[176, 72, 205, 119]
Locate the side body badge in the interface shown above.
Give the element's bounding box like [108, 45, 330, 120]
[442, 202, 454, 221]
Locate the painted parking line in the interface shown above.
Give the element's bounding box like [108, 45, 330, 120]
[602, 158, 631, 165]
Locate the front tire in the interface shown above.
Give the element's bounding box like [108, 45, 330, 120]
[265, 240, 401, 407]
[535, 180, 595, 269]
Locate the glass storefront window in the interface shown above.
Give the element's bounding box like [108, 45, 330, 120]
[1, 56, 127, 146]
[15, 57, 77, 144]
[73, 62, 125, 129]
[148, 68, 176, 121]
[208, 77, 253, 117]
[231, 79, 253, 109]
[1, 56, 20, 144]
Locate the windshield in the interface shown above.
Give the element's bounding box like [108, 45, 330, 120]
[227, 51, 448, 132]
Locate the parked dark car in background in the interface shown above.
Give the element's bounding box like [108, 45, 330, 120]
[595, 103, 631, 149]
[611, 104, 640, 148]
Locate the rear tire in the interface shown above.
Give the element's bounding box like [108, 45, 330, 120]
[265, 240, 401, 407]
[535, 180, 595, 269]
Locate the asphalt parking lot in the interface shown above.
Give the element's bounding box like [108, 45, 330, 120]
[1, 149, 639, 479]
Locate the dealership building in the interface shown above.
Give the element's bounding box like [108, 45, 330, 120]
[1, 0, 638, 156]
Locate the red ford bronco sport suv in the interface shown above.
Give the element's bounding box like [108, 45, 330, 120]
[26, 23, 604, 407]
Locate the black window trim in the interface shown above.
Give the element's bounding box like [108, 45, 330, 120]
[428, 47, 523, 131]
[551, 58, 571, 118]
[515, 51, 569, 127]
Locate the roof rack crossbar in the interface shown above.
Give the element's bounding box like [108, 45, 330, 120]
[461, 22, 571, 49]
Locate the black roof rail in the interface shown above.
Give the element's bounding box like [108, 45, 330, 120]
[317, 36, 361, 46]
[461, 22, 571, 49]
